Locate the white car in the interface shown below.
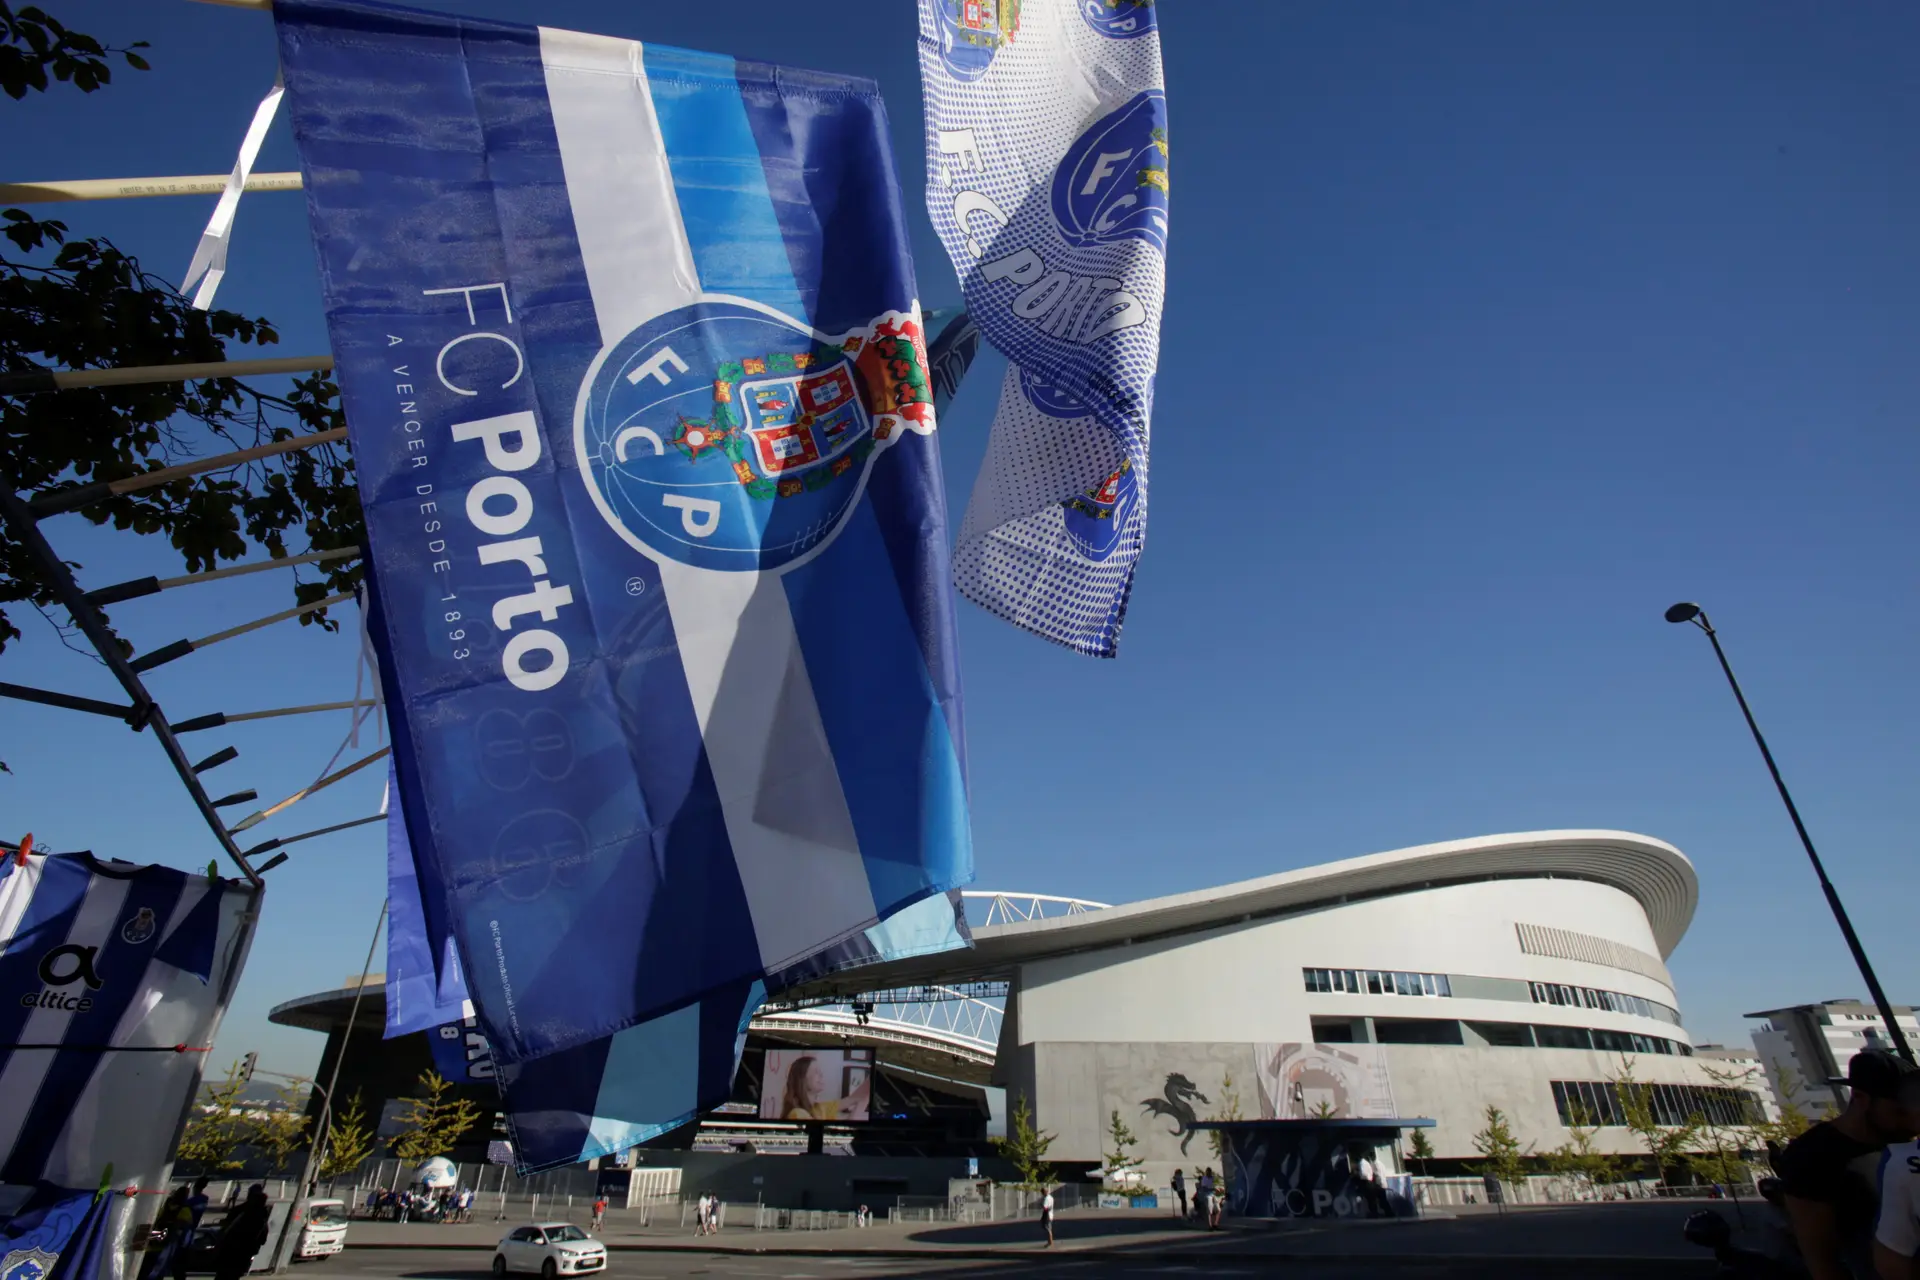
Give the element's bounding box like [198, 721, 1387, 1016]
[492, 1223, 606, 1278]
[295, 1199, 349, 1260]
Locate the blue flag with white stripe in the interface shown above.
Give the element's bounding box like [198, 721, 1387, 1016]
[0, 854, 250, 1198]
[276, 0, 973, 1067]
[497, 891, 970, 1172]
[918, 0, 1169, 657]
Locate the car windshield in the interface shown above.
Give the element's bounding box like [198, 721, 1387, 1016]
[307, 1205, 343, 1225]
[546, 1226, 588, 1243]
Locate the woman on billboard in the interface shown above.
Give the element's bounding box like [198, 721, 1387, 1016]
[777, 1053, 872, 1121]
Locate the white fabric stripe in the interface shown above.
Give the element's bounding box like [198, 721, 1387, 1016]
[537, 29, 700, 339]
[0, 872, 131, 1169]
[181, 74, 285, 311]
[653, 564, 870, 969]
[540, 33, 877, 971]
[0, 857, 44, 957]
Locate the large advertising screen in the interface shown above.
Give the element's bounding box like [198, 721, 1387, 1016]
[760, 1048, 874, 1122]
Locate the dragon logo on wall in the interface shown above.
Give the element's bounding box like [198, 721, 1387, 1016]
[1141, 1072, 1210, 1155]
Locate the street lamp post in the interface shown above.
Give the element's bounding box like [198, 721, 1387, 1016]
[1664, 602, 1914, 1065]
[268, 898, 388, 1272]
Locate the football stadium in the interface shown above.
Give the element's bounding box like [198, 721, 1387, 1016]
[272, 830, 1768, 1205]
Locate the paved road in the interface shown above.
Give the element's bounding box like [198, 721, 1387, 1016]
[298, 1245, 1713, 1280]
[332, 1199, 1722, 1265]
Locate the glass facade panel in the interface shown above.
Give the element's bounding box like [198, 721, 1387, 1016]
[1300, 968, 1454, 999]
[1550, 1081, 1759, 1128]
[1535, 1024, 1593, 1050]
[1528, 980, 1682, 1026]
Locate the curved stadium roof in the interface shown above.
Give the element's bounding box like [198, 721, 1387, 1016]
[776, 829, 1697, 1002]
[271, 830, 1695, 1044]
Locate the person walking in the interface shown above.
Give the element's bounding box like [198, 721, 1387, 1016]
[1039, 1187, 1055, 1248]
[174, 1179, 211, 1280]
[1170, 1168, 1187, 1221]
[213, 1186, 271, 1280]
[1195, 1169, 1214, 1229]
[1208, 1173, 1224, 1230]
[1354, 1149, 1388, 1218]
[591, 1195, 607, 1232]
[138, 1187, 191, 1280]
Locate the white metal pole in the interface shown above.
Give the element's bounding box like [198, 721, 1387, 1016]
[0, 172, 302, 204]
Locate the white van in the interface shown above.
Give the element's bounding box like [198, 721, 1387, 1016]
[296, 1200, 349, 1260]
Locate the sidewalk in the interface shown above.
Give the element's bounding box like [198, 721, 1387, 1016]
[338, 1200, 1717, 1269]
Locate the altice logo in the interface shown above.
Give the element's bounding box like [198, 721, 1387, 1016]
[22, 944, 103, 1012]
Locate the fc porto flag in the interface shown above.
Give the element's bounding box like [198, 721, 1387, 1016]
[275, 0, 973, 1066]
[918, 0, 1168, 657]
[498, 891, 970, 1172]
[0, 854, 252, 1201]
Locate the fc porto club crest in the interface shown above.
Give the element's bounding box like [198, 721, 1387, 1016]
[934, 0, 1021, 81]
[1080, 0, 1156, 38]
[1062, 456, 1138, 562]
[120, 907, 156, 945]
[1, 1248, 57, 1280]
[576, 298, 935, 573]
[1052, 90, 1169, 253]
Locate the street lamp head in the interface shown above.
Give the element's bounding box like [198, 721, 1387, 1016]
[1665, 602, 1702, 625]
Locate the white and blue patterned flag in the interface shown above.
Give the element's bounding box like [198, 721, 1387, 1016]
[0, 853, 250, 1200]
[918, 0, 1167, 657]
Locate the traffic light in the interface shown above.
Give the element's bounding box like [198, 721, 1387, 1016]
[237, 1052, 257, 1086]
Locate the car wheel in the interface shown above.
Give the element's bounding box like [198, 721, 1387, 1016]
[541, 1260, 557, 1280]
[492, 1256, 507, 1278]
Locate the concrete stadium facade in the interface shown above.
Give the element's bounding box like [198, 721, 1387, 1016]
[780, 830, 1756, 1180]
[277, 830, 1759, 1183]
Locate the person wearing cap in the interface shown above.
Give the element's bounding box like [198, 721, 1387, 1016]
[1872, 1070, 1920, 1279]
[1778, 1048, 1919, 1280]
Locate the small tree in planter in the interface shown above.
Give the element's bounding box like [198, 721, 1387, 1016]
[1103, 1110, 1152, 1203]
[1471, 1106, 1530, 1201]
[994, 1093, 1057, 1191]
[1406, 1128, 1435, 1178]
[1206, 1071, 1245, 1198]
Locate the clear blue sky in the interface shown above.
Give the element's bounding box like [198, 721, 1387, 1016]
[5, 0, 1917, 1079]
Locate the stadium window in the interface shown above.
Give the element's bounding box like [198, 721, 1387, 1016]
[1553, 1080, 1627, 1127]
[1551, 1081, 1756, 1128]
[1311, 1017, 1358, 1043]
[1468, 1021, 1535, 1048]
[1306, 968, 1452, 998]
[1527, 979, 1682, 1026]
[1535, 1024, 1593, 1050]
[1373, 1018, 1464, 1046]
